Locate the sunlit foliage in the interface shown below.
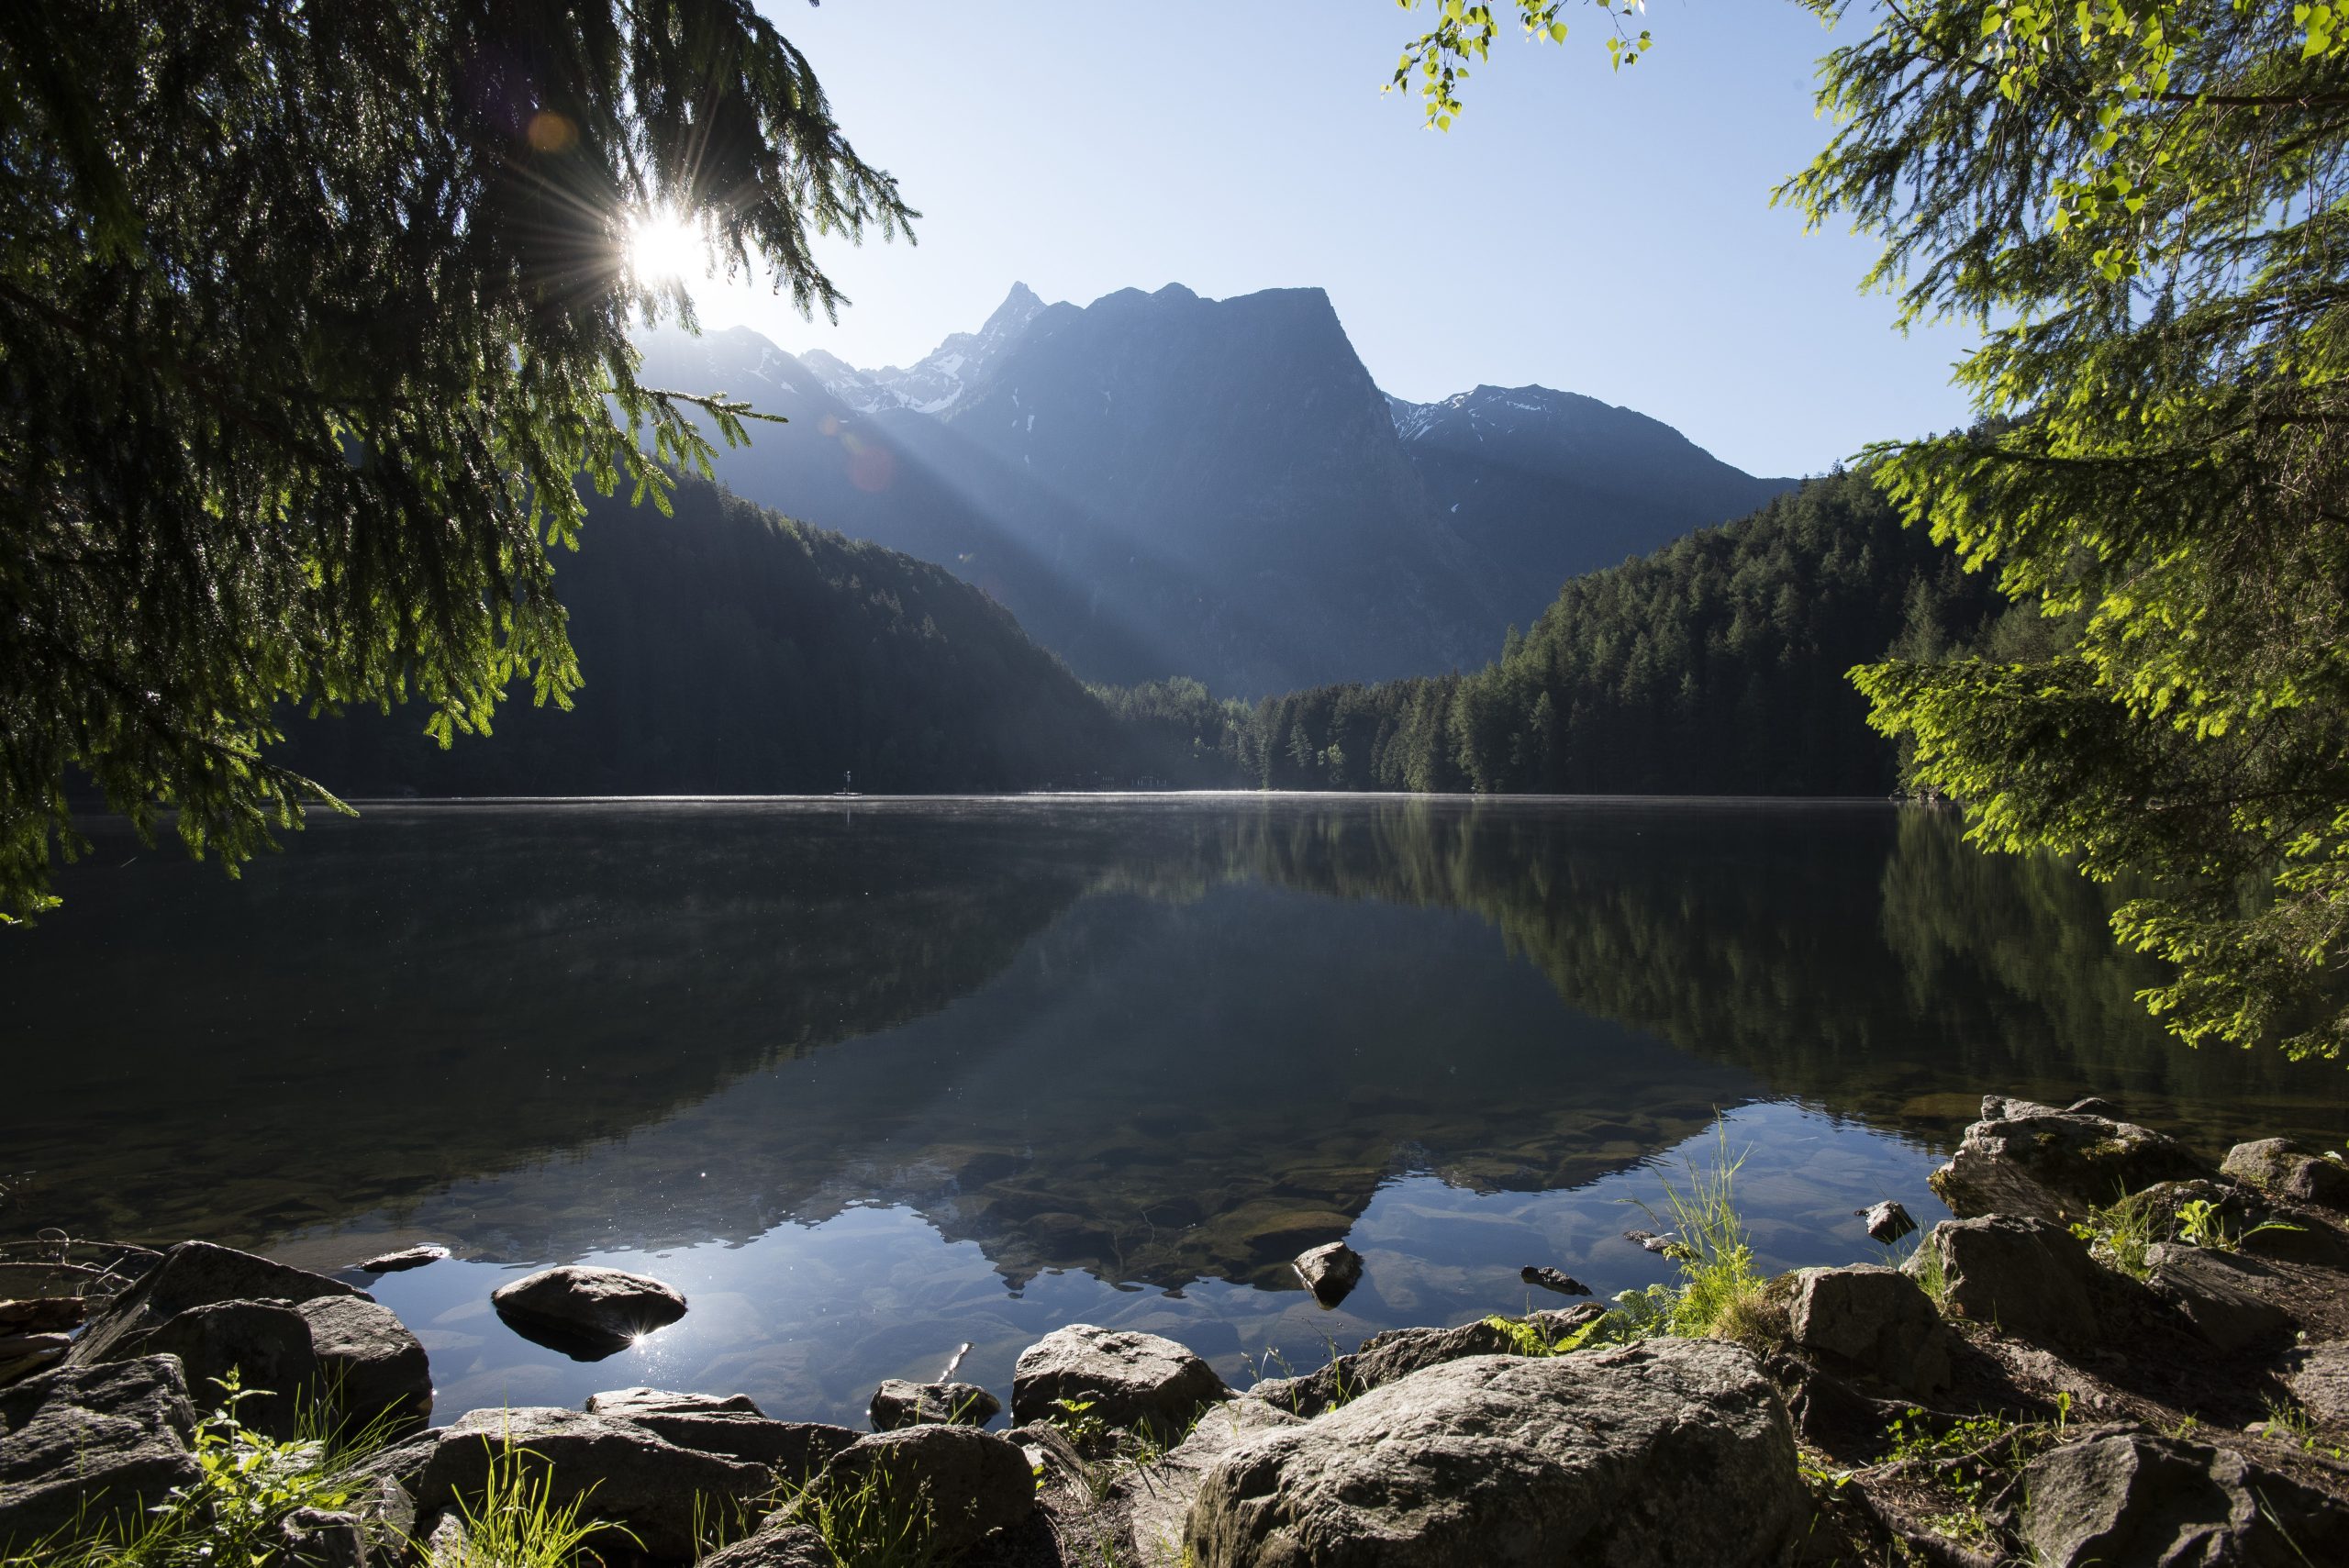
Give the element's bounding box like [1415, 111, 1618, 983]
[0, 1, 910, 918]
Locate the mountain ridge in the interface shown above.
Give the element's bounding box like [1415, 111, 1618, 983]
[638, 283, 1795, 694]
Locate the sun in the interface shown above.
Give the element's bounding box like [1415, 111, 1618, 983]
[626, 208, 704, 283]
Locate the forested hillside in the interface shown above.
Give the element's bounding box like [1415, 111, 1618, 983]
[1119, 468, 2007, 795]
[275, 479, 1130, 795]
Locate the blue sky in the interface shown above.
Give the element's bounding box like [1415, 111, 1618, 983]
[679, 2, 1976, 477]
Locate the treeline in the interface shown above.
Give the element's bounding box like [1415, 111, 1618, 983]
[1106, 467, 2011, 795]
[276, 477, 1133, 795]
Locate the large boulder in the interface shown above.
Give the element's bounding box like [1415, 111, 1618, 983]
[1787, 1265, 1952, 1397]
[1932, 1215, 2112, 1351]
[295, 1296, 432, 1438]
[0, 1356, 201, 1551]
[138, 1298, 322, 1439]
[2141, 1243, 2293, 1355]
[1185, 1340, 1808, 1568]
[580, 1386, 851, 1473]
[2221, 1138, 2349, 1212]
[66, 1240, 360, 1369]
[411, 1407, 772, 1560]
[488, 1266, 687, 1359]
[869, 1378, 1001, 1431]
[2019, 1431, 2348, 1566]
[1249, 1318, 1528, 1419]
[809, 1424, 1035, 1559]
[1928, 1095, 2209, 1223]
[1012, 1324, 1229, 1436]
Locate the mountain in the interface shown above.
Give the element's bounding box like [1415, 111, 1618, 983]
[273, 477, 1130, 795]
[1385, 384, 1794, 635]
[637, 284, 1791, 695]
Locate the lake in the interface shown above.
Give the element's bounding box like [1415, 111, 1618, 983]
[9, 795, 2347, 1427]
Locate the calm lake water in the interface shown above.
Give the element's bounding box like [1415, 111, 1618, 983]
[10, 795, 2349, 1427]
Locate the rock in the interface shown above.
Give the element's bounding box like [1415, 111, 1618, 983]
[1124, 1398, 1307, 1564]
[1528, 1304, 1606, 1337]
[139, 1297, 323, 1439]
[1860, 1200, 1917, 1244]
[629, 1411, 858, 1477]
[488, 1266, 687, 1359]
[1635, 1232, 1676, 1254]
[67, 1240, 361, 1369]
[2019, 1431, 2348, 1566]
[1292, 1242, 1362, 1307]
[869, 1378, 1001, 1430]
[1185, 1339, 1808, 1568]
[2221, 1138, 2349, 1212]
[2281, 1340, 2349, 1426]
[0, 1298, 86, 1335]
[811, 1424, 1035, 1558]
[295, 1296, 432, 1438]
[585, 1386, 764, 1418]
[1520, 1265, 1591, 1296]
[0, 1356, 201, 1550]
[1929, 1095, 2209, 1223]
[276, 1506, 368, 1568]
[412, 1407, 772, 1560]
[0, 1335, 71, 1389]
[1250, 1318, 1529, 1420]
[2142, 1242, 2293, 1354]
[1788, 1265, 1952, 1397]
[700, 1522, 837, 1568]
[1012, 1324, 1229, 1436]
[352, 1245, 449, 1274]
[1934, 1215, 2112, 1351]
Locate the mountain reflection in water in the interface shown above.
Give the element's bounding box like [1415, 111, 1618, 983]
[10, 796, 2345, 1424]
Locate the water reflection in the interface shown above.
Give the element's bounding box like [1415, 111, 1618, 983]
[9, 797, 2347, 1425]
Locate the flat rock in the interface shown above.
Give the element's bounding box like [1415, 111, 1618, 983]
[585, 1386, 764, 1418]
[1122, 1398, 1305, 1564]
[1185, 1340, 1808, 1568]
[1929, 1095, 2208, 1224]
[869, 1377, 1001, 1430]
[352, 1246, 449, 1274]
[811, 1424, 1035, 1558]
[1933, 1215, 2112, 1351]
[1788, 1264, 1951, 1396]
[2142, 1242, 2293, 1355]
[2020, 1430, 2349, 1566]
[488, 1266, 686, 1359]
[276, 1505, 367, 1568]
[1012, 1323, 1229, 1436]
[1250, 1318, 1526, 1420]
[2281, 1340, 2349, 1426]
[1520, 1265, 1591, 1296]
[67, 1240, 360, 1370]
[0, 1355, 201, 1550]
[700, 1522, 836, 1568]
[621, 1410, 856, 1477]
[413, 1406, 770, 1560]
[2221, 1138, 2349, 1212]
[1293, 1242, 1363, 1307]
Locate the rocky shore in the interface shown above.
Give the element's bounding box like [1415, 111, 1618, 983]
[6, 1094, 2349, 1565]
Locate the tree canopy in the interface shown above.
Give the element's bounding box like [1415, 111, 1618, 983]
[0, 0, 909, 918]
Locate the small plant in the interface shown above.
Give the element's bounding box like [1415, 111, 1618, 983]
[5, 1370, 401, 1568]
[1479, 1312, 1606, 1358]
[2176, 1196, 2301, 1252]
[1631, 1120, 1765, 1340]
[778, 1462, 940, 1568]
[1904, 1232, 1949, 1307]
[1048, 1396, 1110, 1449]
[423, 1434, 628, 1568]
[2068, 1191, 2163, 1279]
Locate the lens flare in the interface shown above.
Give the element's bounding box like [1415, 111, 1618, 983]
[626, 209, 704, 283]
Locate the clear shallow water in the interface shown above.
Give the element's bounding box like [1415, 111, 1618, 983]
[9, 795, 2347, 1426]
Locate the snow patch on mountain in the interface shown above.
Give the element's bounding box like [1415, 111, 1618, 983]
[802, 283, 1048, 416]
